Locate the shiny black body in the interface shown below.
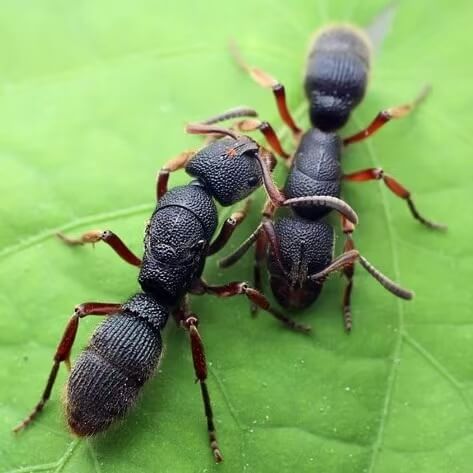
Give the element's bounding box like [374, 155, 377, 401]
[67, 293, 168, 435]
[225, 20, 425, 326]
[266, 130, 343, 309]
[139, 183, 218, 303]
[284, 129, 342, 220]
[268, 217, 334, 310]
[66, 136, 264, 435]
[305, 25, 371, 131]
[267, 26, 371, 308]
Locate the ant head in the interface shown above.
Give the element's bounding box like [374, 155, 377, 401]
[309, 93, 351, 132]
[186, 136, 263, 206]
[264, 217, 335, 310]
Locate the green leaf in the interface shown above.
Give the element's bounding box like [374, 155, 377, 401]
[1, 0, 471, 472]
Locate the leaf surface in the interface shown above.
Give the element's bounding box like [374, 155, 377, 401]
[1, 1, 472, 472]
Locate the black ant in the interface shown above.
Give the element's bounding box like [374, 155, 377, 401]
[13, 107, 358, 462]
[222, 22, 446, 331]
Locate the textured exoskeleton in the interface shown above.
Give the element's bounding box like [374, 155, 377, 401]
[67, 294, 168, 435]
[305, 25, 371, 131]
[16, 111, 353, 462]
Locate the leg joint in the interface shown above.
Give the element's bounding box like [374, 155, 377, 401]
[183, 315, 199, 329]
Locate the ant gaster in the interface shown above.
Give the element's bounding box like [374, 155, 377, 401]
[13, 108, 358, 462]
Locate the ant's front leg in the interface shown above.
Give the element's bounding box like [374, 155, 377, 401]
[57, 230, 142, 267]
[13, 302, 121, 432]
[207, 200, 251, 256]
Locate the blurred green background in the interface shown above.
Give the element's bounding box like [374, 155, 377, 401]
[1, 0, 472, 472]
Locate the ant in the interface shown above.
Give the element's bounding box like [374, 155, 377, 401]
[223, 22, 446, 331]
[13, 107, 358, 462]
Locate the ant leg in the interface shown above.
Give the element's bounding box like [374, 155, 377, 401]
[207, 200, 251, 256]
[218, 224, 261, 268]
[173, 304, 223, 463]
[234, 118, 290, 159]
[250, 212, 288, 316]
[251, 230, 268, 317]
[341, 217, 356, 332]
[13, 302, 121, 432]
[192, 279, 310, 333]
[343, 168, 447, 230]
[157, 150, 196, 200]
[57, 230, 142, 267]
[217, 199, 276, 269]
[58, 230, 141, 266]
[229, 41, 302, 140]
[343, 85, 431, 146]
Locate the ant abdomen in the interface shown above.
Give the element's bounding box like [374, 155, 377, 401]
[305, 25, 371, 131]
[66, 295, 168, 436]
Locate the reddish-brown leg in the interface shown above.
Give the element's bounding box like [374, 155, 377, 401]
[207, 200, 251, 256]
[254, 203, 289, 295]
[173, 302, 223, 463]
[218, 223, 262, 268]
[157, 150, 196, 200]
[217, 203, 284, 274]
[57, 230, 142, 267]
[245, 211, 287, 316]
[343, 86, 431, 146]
[251, 230, 268, 316]
[235, 118, 290, 159]
[192, 279, 310, 333]
[229, 41, 302, 141]
[13, 302, 121, 433]
[343, 167, 446, 230]
[261, 217, 287, 274]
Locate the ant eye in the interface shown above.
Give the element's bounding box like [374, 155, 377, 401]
[248, 175, 259, 187]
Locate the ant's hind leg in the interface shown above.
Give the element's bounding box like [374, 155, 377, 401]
[229, 41, 302, 141]
[343, 85, 431, 146]
[173, 301, 223, 463]
[57, 230, 142, 267]
[13, 302, 121, 433]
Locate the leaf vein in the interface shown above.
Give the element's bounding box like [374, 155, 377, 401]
[0, 203, 154, 261]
